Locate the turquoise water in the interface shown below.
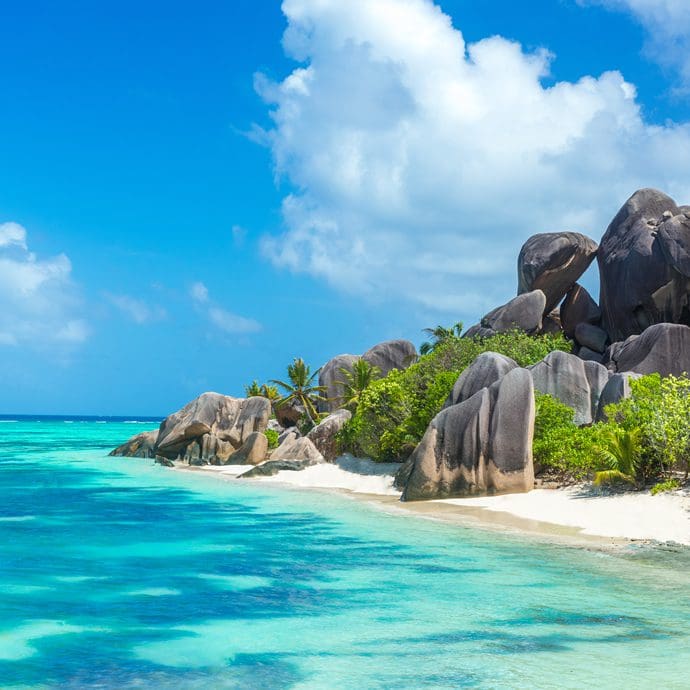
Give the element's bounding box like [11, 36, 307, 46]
[2, 421, 690, 689]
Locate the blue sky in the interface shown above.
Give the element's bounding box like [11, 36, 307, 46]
[1, 0, 689, 415]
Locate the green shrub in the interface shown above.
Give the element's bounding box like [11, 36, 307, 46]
[650, 478, 681, 495]
[264, 429, 279, 449]
[604, 374, 690, 481]
[532, 393, 603, 480]
[339, 330, 570, 462]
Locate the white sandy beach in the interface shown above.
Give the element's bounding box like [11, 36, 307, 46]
[182, 459, 690, 546]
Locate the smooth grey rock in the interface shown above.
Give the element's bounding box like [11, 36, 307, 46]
[577, 346, 604, 363]
[109, 430, 158, 458]
[607, 323, 690, 376]
[278, 426, 301, 445]
[596, 372, 641, 421]
[463, 324, 497, 339]
[401, 368, 535, 501]
[528, 350, 610, 425]
[155, 455, 174, 467]
[574, 322, 609, 353]
[238, 459, 314, 478]
[306, 409, 351, 462]
[227, 431, 269, 465]
[267, 419, 283, 433]
[560, 284, 601, 338]
[518, 232, 598, 313]
[362, 339, 417, 376]
[445, 352, 518, 407]
[598, 188, 684, 341]
[540, 310, 563, 335]
[154, 392, 271, 461]
[481, 290, 546, 335]
[271, 434, 325, 464]
[318, 354, 360, 412]
[658, 214, 690, 277]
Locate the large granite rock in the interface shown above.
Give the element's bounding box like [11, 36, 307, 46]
[574, 322, 609, 354]
[238, 459, 314, 478]
[362, 339, 417, 376]
[400, 368, 535, 501]
[155, 393, 270, 459]
[595, 372, 641, 422]
[318, 354, 359, 412]
[227, 431, 268, 465]
[606, 323, 690, 376]
[109, 430, 158, 459]
[560, 284, 601, 338]
[518, 232, 598, 313]
[480, 290, 547, 336]
[445, 352, 518, 407]
[528, 351, 610, 425]
[598, 189, 689, 341]
[270, 433, 325, 464]
[306, 409, 351, 462]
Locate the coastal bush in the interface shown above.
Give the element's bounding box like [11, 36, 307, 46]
[264, 429, 279, 449]
[532, 393, 602, 480]
[339, 331, 570, 462]
[650, 478, 681, 495]
[604, 374, 690, 481]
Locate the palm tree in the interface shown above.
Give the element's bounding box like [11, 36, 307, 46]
[245, 380, 263, 397]
[419, 322, 464, 355]
[270, 358, 326, 427]
[593, 427, 642, 487]
[336, 359, 382, 412]
[259, 384, 281, 403]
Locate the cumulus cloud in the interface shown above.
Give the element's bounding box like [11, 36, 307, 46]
[106, 293, 166, 324]
[0, 222, 88, 346]
[190, 281, 261, 334]
[257, 0, 690, 318]
[587, 0, 690, 90]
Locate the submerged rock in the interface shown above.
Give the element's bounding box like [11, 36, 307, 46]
[401, 368, 535, 501]
[109, 430, 158, 459]
[518, 232, 598, 313]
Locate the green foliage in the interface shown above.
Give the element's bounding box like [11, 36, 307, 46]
[245, 381, 281, 402]
[419, 322, 464, 355]
[271, 358, 327, 427]
[340, 330, 570, 462]
[592, 426, 642, 485]
[593, 470, 636, 488]
[605, 374, 690, 481]
[264, 428, 279, 449]
[532, 393, 602, 480]
[245, 380, 262, 397]
[650, 478, 681, 495]
[336, 359, 382, 412]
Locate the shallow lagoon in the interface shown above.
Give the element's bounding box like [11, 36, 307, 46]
[1, 420, 690, 689]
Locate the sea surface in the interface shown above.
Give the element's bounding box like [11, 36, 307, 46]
[2, 419, 690, 689]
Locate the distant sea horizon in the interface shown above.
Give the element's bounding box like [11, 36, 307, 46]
[0, 414, 163, 423]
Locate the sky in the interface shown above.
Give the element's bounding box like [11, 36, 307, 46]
[1, 0, 690, 415]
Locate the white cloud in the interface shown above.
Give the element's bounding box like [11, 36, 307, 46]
[587, 0, 690, 89]
[0, 223, 88, 346]
[106, 293, 166, 324]
[190, 281, 261, 335]
[258, 0, 690, 319]
[190, 281, 209, 304]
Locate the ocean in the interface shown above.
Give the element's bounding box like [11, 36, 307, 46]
[1, 419, 690, 689]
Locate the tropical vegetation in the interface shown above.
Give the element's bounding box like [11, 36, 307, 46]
[270, 357, 326, 428]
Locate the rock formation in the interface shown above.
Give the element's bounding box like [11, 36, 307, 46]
[109, 430, 158, 459]
[598, 189, 690, 341]
[560, 284, 601, 339]
[445, 352, 518, 407]
[228, 431, 268, 465]
[317, 354, 359, 412]
[270, 433, 325, 464]
[595, 372, 641, 422]
[361, 339, 417, 376]
[400, 368, 535, 501]
[606, 323, 690, 376]
[465, 290, 547, 338]
[528, 351, 610, 425]
[518, 232, 598, 313]
[306, 409, 351, 462]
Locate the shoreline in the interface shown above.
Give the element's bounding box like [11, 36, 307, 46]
[172, 459, 690, 551]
